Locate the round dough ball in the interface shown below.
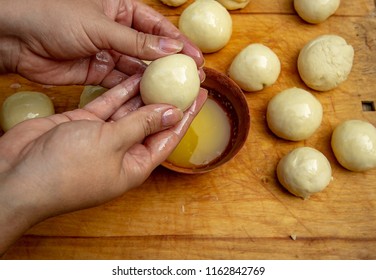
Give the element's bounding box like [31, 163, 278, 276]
[0, 91, 55, 132]
[331, 120, 376, 172]
[277, 147, 332, 199]
[298, 34, 354, 91]
[216, 0, 250, 10]
[159, 0, 188, 7]
[140, 54, 200, 111]
[294, 0, 340, 24]
[79, 85, 107, 108]
[267, 87, 323, 141]
[228, 44, 281, 92]
[179, 0, 232, 53]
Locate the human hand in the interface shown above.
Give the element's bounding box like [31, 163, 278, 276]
[0, 0, 204, 87]
[0, 75, 208, 254]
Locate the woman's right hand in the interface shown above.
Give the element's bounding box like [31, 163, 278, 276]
[0, 0, 204, 87]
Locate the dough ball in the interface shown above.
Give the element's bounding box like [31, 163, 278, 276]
[216, 0, 250, 10]
[266, 87, 323, 141]
[159, 0, 188, 7]
[0, 91, 55, 132]
[277, 147, 332, 199]
[228, 44, 281, 92]
[331, 120, 376, 172]
[294, 0, 340, 24]
[298, 34, 354, 91]
[79, 85, 107, 108]
[140, 54, 200, 111]
[179, 0, 232, 53]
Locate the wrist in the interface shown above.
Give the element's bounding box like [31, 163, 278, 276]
[0, 174, 41, 255]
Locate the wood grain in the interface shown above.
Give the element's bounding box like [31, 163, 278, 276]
[1, 0, 376, 260]
[145, 0, 375, 16]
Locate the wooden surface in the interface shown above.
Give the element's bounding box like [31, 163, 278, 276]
[1, 0, 376, 260]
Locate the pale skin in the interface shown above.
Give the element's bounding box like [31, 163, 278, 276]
[0, 0, 206, 255]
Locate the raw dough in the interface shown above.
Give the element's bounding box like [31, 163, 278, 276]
[159, 0, 188, 7]
[228, 43, 281, 92]
[331, 119, 376, 172]
[266, 87, 323, 141]
[0, 91, 55, 132]
[79, 85, 107, 108]
[179, 0, 232, 53]
[294, 0, 340, 24]
[140, 54, 200, 111]
[277, 147, 332, 199]
[216, 0, 250, 10]
[298, 34, 354, 91]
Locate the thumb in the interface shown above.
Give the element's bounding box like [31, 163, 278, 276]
[110, 104, 184, 152]
[99, 20, 184, 61]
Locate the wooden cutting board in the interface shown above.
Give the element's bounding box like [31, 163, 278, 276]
[1, 0, 376, 259]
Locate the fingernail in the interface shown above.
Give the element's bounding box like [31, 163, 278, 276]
[96, 51, 111, 63]
[199, 68, 206, 83]
[172, 89, 208, 135]
[162, 108, 183, 127]
[159, 38, 184, 54]
[182, 44, 205, 68]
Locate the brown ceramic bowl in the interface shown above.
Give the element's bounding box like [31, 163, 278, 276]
[162, 67, 251, 174]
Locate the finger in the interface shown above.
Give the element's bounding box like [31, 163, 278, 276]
[175, 34, 205, 69]
[109, 51, 148, 76]
[110, 50, 204, 83]
[99, 20, 184, 61]
[85, 50, 116, 85]
[130, 1, 205, 68]
[86, 51, 147, 87]
[129, 89, 208, 169]
[83, 74, 142, 121]
[100, 69, 129, 89]
[109, 95, 143, 121]
[199, 68, 206, 83]
[111, 104, 183, 152]
[20, 50, 126, 86]
[20, 57, 91, 85]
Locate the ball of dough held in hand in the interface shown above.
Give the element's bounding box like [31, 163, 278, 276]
[277, 147, 332, 199]
[294, 0, 340, 24]
[267, 87, 323, 141]
[331, 120, 376, 172]
[0, 91, 54, 132]
[298, 34, 354, 91]
[179, 0, 232, 53]
[216, 0, 250, 10]
[140, 54, 200, 111]
[228, 44, 281, 92]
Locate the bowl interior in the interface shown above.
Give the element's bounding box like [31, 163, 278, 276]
[162, 67, 250, 174]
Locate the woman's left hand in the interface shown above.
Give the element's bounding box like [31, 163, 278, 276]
[0, 74, 207, 254]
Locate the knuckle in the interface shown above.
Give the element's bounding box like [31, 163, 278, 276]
[135, 32, 149, 57]
[151, 18, 163, 35]
[140, 111, 160, 137]
[100, 93, 117, 113]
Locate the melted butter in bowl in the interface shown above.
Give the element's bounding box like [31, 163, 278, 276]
[167, 96, 231, 168]
[162, 67, 250, 174]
